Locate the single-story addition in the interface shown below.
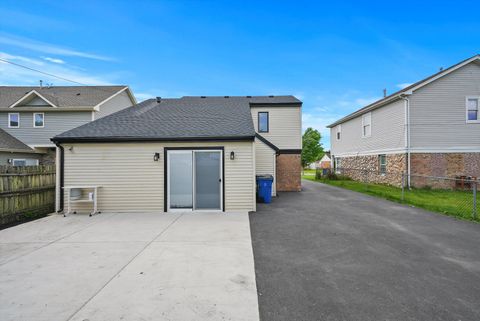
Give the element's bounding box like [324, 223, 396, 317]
[0, 128, 42, 166]
[52, 95, 302, 213]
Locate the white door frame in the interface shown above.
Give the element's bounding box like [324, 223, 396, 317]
[166, 149, 223, 213]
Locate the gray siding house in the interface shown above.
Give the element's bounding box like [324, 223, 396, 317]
[328, 55, 480, 185]
[51, 96, 302, 214]
[0, 86, 136, 165]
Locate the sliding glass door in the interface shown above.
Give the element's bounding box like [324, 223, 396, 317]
[194, 151, 221, 210]
[167, 150, 222, 211]
[168, 151, 193, 210]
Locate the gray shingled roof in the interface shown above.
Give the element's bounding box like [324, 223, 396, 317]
[0, 129, 34, 152]
[53, 95, 301, 142]
[0, 86, 128, 108]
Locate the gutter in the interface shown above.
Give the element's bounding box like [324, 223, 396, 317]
[54, 143, 64, 213]
[51, 135, 256, 144]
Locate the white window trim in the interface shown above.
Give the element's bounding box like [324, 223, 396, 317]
[336, 124, 342, 141]
[8, 113, 20, 128]
[466, 96, 480, 123]
[362, 112, 372, 138]
[378, 154, 387, 175]
[33, 112, 45, 128]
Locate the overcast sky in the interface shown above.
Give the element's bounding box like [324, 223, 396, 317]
[1, 0, 479, 149]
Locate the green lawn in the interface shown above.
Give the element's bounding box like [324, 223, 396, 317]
[302, 174, 479, 222]
[302, 169, 316, 176]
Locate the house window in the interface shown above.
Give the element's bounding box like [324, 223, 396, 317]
[378, 154, 387, 174]
[466, 97, 479, 122]
[12, 159, 38, 166]
[335, 157, 342, 173]
[33, 113, 44, 128]
[362, 112, 371, 137]
[8, 113, 19, 128]
[258, 112, 269, 132]
[336, 125, 341, 140]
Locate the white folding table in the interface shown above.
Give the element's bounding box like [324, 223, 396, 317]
[63, 186, 101, 217]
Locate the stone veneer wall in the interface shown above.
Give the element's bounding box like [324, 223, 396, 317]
[276, 154, 301, 192]
[337, 153, 406, 186]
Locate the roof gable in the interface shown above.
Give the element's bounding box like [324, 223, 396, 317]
[0, 86, 130, 108]
[9, 90, 57, 108]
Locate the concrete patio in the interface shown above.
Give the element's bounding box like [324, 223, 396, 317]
[0, 212, 259, 321]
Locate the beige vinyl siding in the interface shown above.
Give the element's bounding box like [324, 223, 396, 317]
[330, 99, 406, 156]
[255, 139, 276, 195]
[251, 106, 301, 149]
[409, 61, 480, 150]
[62, 141, 255, 213]
[0, 111, 92, 147]
[94, 90, 135, 119]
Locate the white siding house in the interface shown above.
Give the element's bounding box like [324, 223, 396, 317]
[328, 55, 480, 184]
[0, 86, 136, 165]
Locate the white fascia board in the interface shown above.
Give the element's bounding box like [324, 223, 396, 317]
[94, 86, 136, 111]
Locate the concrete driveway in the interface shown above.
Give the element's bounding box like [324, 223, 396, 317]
[250, 179, 480, 321]
[0, 212, 259, 321]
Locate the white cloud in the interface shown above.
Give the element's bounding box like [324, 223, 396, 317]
[42, 57, 65, 64]
[0, 51, 113, 86]
[0, 33, 113, 61]
[0, 52, 44, 66]
[396, 83, 412, 89]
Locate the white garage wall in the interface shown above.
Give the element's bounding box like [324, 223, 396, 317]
[62, 141, 255, 213]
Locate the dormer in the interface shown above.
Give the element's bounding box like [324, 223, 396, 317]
[9, 90, 57, 108]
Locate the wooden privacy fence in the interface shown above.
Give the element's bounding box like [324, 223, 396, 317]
[0, 165, 56, 226]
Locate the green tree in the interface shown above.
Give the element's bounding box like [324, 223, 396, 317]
[301, 127, 324, 167]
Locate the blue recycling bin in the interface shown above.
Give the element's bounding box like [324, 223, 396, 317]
[256, 175, 274, 204]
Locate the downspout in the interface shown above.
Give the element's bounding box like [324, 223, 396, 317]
[400, 94, 411, 188]
[54, 143, 64, 212]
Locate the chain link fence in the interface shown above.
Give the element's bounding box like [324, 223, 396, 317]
[315, 167, 479, 221]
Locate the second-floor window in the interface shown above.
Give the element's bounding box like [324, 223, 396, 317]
[258, 112, 269, 132]
[362, 112, 371, 137]
[33, 113, 44, 128]
[336, 124, 341, 140]
[8, 113, 19, 128]
[466, 97, 479, 122]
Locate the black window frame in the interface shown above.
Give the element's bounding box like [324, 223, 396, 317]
[258, 112, 269, 133]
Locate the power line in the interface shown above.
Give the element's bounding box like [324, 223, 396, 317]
[0, 57, 88, 86]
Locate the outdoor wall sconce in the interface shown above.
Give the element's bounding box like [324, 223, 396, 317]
[230, 151, 235, 160]
[153, 152, 160, 162]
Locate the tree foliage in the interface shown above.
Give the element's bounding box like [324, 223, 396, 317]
[301, 127, 324, 167]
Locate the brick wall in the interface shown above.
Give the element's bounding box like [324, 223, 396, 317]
[411, 153, 480, 178]
[276, 153, 301, 192]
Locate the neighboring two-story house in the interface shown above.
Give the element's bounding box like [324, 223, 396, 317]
[51, 95, 302, 213]
[0, 85, 136, 165]
[328, 55, 480, 185]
